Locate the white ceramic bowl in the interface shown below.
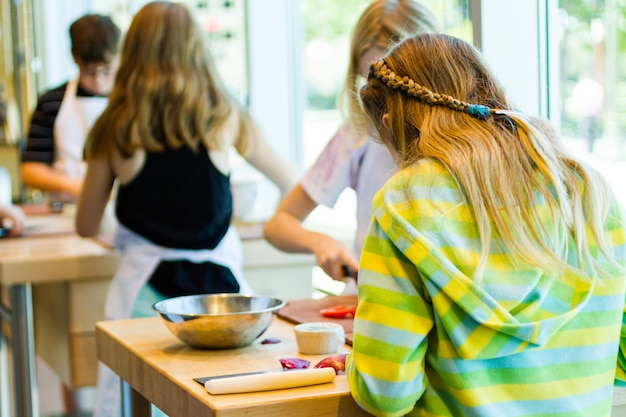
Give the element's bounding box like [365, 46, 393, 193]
[294, 322, 345, 355]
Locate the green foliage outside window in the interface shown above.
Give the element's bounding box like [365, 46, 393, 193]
[302, 0, 472, 110]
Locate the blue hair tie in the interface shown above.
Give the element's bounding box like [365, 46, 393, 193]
[467, 104, 491, 118]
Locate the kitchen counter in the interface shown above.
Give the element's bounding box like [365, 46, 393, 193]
[96, 315, 370, 417]
[0, 206, 323, 416]
[0, 210, 120, 417]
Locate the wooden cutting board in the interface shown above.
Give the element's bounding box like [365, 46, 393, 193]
[277, 295, 358, 345]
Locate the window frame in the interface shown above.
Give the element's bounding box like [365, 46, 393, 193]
[469, 0, 559, 121]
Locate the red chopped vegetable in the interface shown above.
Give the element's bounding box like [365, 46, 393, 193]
[260, 337, 281, 344]
[279, 358, 310, 370]
[320, 305, 357, 319]
[314, 354, 347, 374]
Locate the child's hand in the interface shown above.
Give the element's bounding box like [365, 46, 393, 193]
[0, 204, 26, 236]
[312, 236, 359, 281]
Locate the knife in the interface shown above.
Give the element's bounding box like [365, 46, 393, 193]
[195, 368, 336, 395]
[193, 370, 280, 385]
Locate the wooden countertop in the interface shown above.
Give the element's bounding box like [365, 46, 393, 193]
[0, 234, 119, 284]
[0, 206, 120, 417]
[0, 212, 119, 286]
[96, 316, 370, 417]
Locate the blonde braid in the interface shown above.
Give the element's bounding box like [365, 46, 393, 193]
[371, 60, 493, 118]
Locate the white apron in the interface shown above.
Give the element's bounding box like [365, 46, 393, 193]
[50, 78, 107, 202]
[94, 223, 252, 417]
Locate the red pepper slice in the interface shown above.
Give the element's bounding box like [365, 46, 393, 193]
[320, 305, 357, 319]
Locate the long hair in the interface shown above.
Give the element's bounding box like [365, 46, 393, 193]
[341, 0, 440, 134]
[360, 33, 623, 280]
[85, 1, 250, 159]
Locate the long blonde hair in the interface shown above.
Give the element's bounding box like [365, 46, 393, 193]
[85, 1, 251, 158]
[342, 0, 439, 133]
[360, 33, 623, 280]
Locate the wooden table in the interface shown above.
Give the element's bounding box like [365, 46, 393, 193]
[96, 316, 370, 417]
[0, 211, 120, 417]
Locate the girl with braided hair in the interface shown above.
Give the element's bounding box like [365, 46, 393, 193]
[343, 33, 626, 416]
[264, 0, 440, 286]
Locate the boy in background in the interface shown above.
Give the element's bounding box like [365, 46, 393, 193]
[21, 14, 121, 204]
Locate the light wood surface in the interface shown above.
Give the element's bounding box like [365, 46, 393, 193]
[96, 316, 370, 417]
[0, 232, 119, 286]
[0, 212, 119, 388]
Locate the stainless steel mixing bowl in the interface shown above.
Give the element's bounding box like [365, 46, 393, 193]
[153, 294, 285, 349]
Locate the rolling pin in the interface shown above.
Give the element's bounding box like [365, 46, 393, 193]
[204, 367, 336, 394]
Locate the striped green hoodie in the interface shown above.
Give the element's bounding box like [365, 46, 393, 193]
[346, 159, 626, 417]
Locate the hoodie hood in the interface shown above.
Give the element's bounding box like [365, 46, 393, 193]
[375, 161, 595, 360]
[416, 256, 593, 359]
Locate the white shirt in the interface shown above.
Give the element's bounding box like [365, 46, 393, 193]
[300, 122, 396, 255]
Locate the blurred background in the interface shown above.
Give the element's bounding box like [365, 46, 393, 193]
[2, 0, 625, 218]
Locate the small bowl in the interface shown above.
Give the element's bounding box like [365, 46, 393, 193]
[153, 294, 285, 349]
[294, 322, 346, 354]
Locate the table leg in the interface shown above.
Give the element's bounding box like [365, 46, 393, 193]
[121, 380, 151, 417]
[9, 284, 39, 417]
[0, 300, 10, 417]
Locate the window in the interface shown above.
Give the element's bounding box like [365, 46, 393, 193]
[557, 0, 626, 206]
[302, 0, 472, 167]
[476, 0, 624, 206]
